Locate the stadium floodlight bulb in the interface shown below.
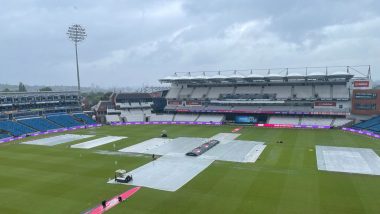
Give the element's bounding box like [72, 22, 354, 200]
[67, 24, 87, 43]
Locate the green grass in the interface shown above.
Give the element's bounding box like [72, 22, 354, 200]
[1, 125, 380, 213]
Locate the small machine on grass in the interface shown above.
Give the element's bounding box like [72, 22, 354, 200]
[114, 169, 133, 183]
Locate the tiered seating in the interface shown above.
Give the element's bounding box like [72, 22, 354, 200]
[0, 121, 36, 136]
[268, 116, 300, 125]
[294, 86, 313, 99]
[129, 109, 143, 114]
[149, 114, 174, 122]
[174, 114, 198, 122]
[130, 102, 141, 107]
[368, 124, 380, 132]
[73, 113, 96, 124]
[166, 87, 181, 99]
[105, 115, 121, 123]
[332, 118, 352, 127]
[332, 85, 349, 99]
[125, 114, 144, 122]
[300, 117, 333, 126]
[196, 114, 224, 122]
[0, 133, 11, 139]
[47, 114, 83, 128]
[353, 116, 380, 129]
[315, 85, 331, 99]
[143, 109, 152, 115]
[178, 87, 193, 99]
[116, 103, 130, 108]
[235, 86, 261, 95]
[263, 86, 291, 99]
[207, 87, 234, 99]
[140, 102, 153, 107]
[18, 117, 62, 131]
[191, 87, 208, 99]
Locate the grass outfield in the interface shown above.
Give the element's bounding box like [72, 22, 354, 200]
[1, 125, 380, 213]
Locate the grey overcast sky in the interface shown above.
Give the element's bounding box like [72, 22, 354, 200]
[0, 0, 379, 87]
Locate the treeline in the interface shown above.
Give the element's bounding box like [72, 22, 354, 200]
[82, 91, 112, 107]
[2, 82, 52, 92]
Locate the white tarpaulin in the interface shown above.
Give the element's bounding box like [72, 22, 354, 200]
[316, 146, 380, 175]
[22, 134, 94, 146]
[71, 136, 126, 149]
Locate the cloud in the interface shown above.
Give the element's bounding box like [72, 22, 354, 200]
[0, 0, 379, 87]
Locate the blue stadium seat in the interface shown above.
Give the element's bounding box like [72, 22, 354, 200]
[353, 116, 380, 129]
[0, 133, 11, 139]
[46, 114, 84, 128]
[73, 113, 96, 124]
[0, 121, 36, 136]
[18, 117, 62, 131]
[368, 124, 380, 132]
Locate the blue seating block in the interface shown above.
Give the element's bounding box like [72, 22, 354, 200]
[0, 121, 36, 136]
[73, 113, 96, 124]
[18, 117, 62, 131]
[47, 114, 83, 128]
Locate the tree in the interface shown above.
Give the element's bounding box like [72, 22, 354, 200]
[2, 88, 10, 92]
[18, 82, 27, 92]
[39, 87, 52, 92]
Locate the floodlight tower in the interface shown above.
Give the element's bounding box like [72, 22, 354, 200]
[67, 24, 87, 98]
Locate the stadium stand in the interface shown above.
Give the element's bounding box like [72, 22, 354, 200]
[333, 85, 350, 99]
[332, 118, 352, 127]
[166, 87, 181, 99]
[263, 86, 291, 99]
[235, 86, 262, 95]
[105, 115, 121, 123]
[368, 124, 380, 132]
[46, 114, 84, 128]
[353, 116, 380, 130]
[191, 87, 208, 99]
[178, 87, 194, 99]
[124, 114, 144, 122]
[207, 87, 234, 99]
[17, 117, 62, 131]
[196, 114, 224, 122]
[268, 116, 300, 125]
[73, 113, 97, 124]
[174, 114, 198, 122]
[0, 121, 36, 136]
[300, 117, 333, 126]
[315, 85, 331, 99]
[294, 86, 313, 99]
[150, 114, 174, 122]
[0, 133, 11, 139]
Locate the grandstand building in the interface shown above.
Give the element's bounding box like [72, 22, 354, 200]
[0, 91, 97, 139]
[158, 66, 373, 127]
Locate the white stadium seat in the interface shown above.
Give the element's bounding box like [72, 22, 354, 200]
[191, 87, 209, 99]
[166, 87, 181, 99]
[207, 87, 234, 99]
[105, 115, 121, 123]
[294, 86, 313, 99]
[300, 117, 333, 126]
[174, 114, 198, 122]
[315, 85, 331, 99]
[332, 85, 349, 99]
[196, 115, 224, 122]
[268, 116, 300, 125]
[263, 86, 291, 99]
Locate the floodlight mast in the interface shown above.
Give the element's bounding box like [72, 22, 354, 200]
[67, 24, 87, 100]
